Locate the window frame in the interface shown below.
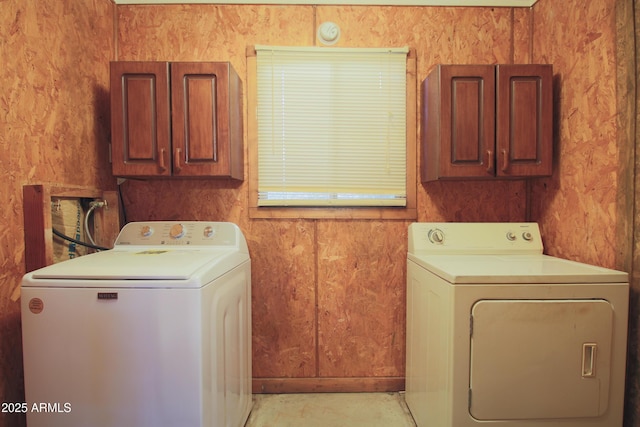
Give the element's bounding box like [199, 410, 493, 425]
[246, 46, 417, 220]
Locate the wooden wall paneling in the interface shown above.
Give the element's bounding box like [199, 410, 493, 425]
[248, 220, 318, 381]
[418, 180, 528, 222]
[23, 185, 120, 273]
[512, 8, 533, 63]
[529, 0, 619, 268]
[23, 185, 53, 273]
[94, 191, 121, 249]
[116, 4, 316, 63]
[316, 221, 407, 381]
[254, 377, 404, 394]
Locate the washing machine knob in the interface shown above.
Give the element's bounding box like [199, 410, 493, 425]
[522, 231, 533, 241]
[141, 225, 154, 238]
[428, 228, 445, 244]
[506, 231, 517, 241]
[203, 226, 216, 238]
[169, 223, 186, 239]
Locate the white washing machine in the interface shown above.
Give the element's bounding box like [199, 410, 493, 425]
[21, 221, 252, 427]
[405, 222, 629, 427]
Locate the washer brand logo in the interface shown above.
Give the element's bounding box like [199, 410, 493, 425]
[97, 292, 118, 300]
[28, 298, 44, 314]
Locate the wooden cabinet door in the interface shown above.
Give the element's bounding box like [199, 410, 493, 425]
[496, 64, 553, 177]
[422, 65, 495, 180]
[110, 62, 171, 177]
[171, 62, 243, 179]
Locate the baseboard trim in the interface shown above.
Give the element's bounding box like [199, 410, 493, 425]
[252, 377, 405, 394]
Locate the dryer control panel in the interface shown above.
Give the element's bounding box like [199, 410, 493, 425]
[408, 222, 543, 255]
[115, 221, 241, 247]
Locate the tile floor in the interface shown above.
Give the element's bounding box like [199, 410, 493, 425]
[244, 392, 417, 427]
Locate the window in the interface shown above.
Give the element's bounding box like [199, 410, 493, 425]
[247, 45, 417, 219]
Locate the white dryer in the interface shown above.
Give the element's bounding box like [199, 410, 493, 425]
[405, 222, 629, 427]
[21, 221, 252, 427]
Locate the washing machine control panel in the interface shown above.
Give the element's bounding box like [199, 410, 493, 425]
[409, 222, 544, 255]
[114, 221, 240, 247]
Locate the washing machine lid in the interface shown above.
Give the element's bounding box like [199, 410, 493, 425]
[408, 253, 628, 284]
[23, 221, 251, 288]
[23, 248, 249, 288]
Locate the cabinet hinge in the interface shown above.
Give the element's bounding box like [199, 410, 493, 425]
[108, 143, 112, 163]
[470, 315, 474, 337]
[468, 388, 472, 409]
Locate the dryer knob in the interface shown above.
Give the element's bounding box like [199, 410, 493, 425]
[428, 228, 445, 244]
[522, 231, 533, 241]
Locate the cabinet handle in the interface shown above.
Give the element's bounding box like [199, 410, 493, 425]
[486, 150, 494, 174]
[174, 148, 182, 173]
[501, 149, 509, 172]
[158, 148, 167, 172]
[582, 343, 597, 378]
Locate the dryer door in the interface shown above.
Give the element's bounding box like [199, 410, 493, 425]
[469, 299, 613, 420]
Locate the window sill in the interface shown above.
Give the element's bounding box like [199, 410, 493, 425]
[248, 206, 417, 220]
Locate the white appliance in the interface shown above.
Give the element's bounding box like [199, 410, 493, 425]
[405, 222, 629, 427]
[21, 221, 252, 427]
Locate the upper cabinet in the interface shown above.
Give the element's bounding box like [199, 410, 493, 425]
[110, 61, 243, 179]
[421, 64, 553, 181]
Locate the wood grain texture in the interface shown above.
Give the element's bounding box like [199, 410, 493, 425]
[512, 8, 532, 63]
[116, 4, 316, 63]
[528, 1, 619, 268]
[247, 220, 318, 379]
[254, 377, 404, 393]
[317, 221, 408, 378]
[316, 5, 513, 64]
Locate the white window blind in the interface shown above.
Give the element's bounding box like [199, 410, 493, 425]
[256, 45, 409, 207]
